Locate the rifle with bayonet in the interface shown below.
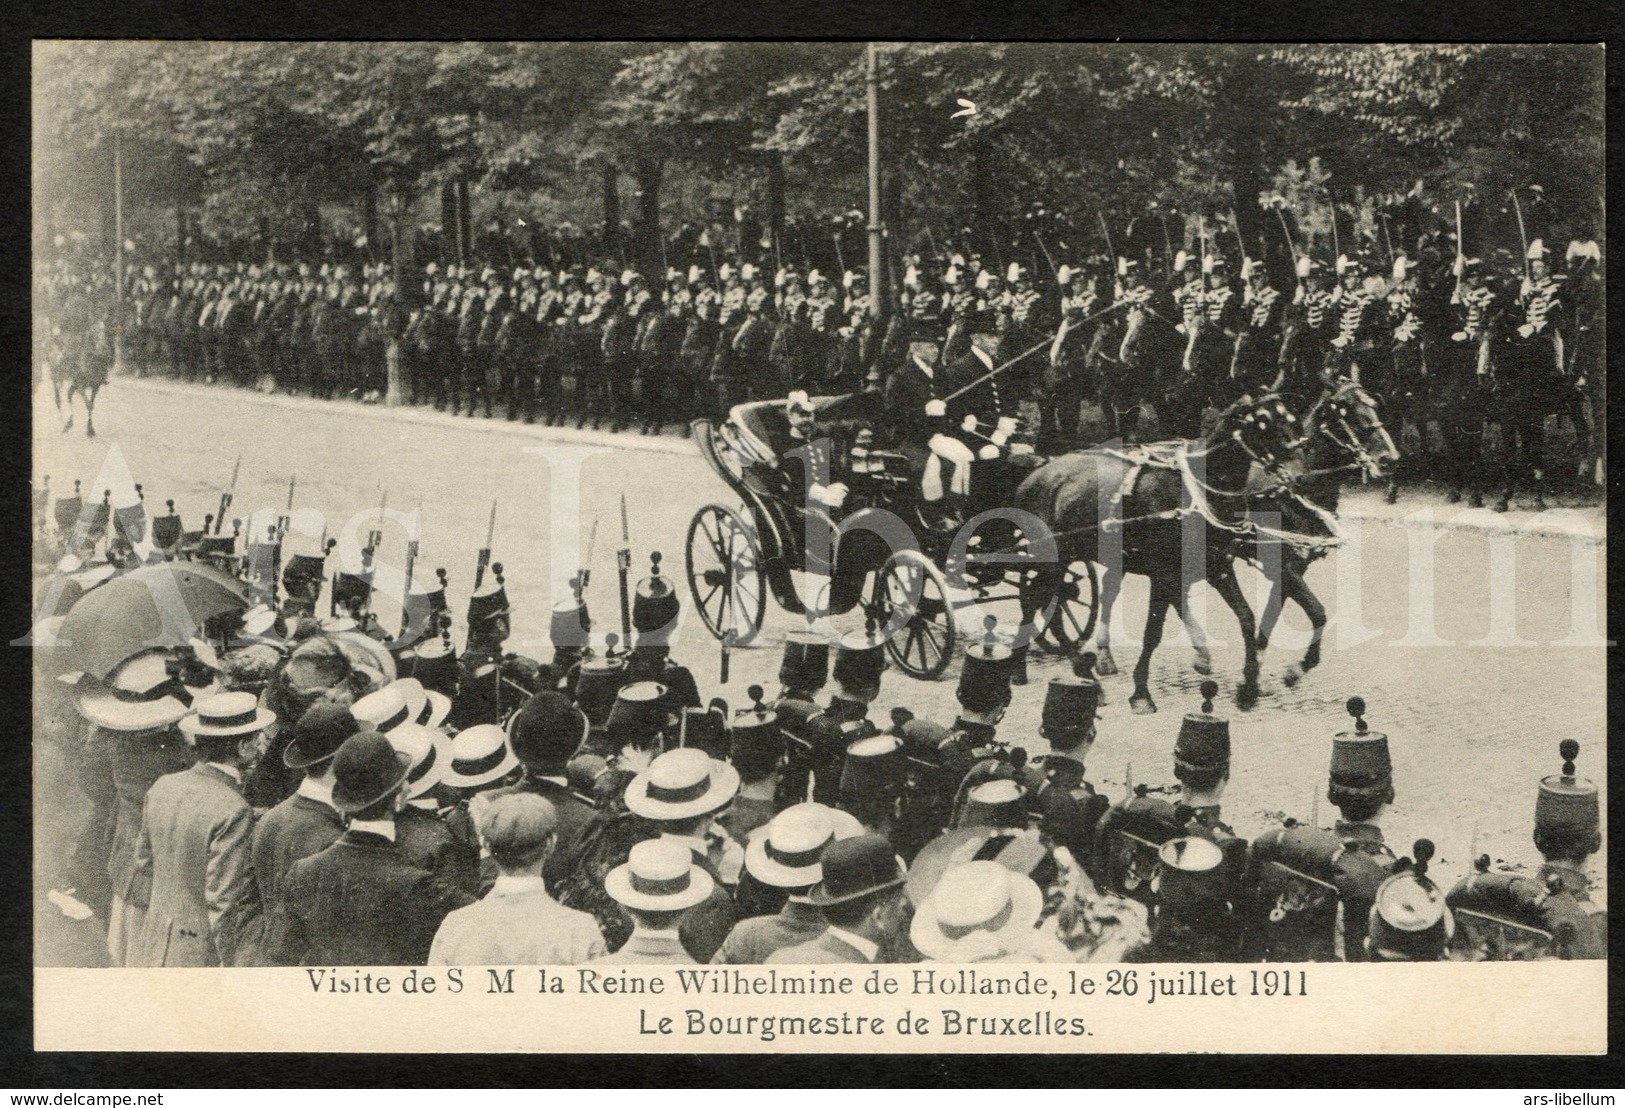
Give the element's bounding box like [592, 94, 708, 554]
[473, 497, 497, 591]
[213, 455, 240, 535]
[617, 493, 633, 645]
[399, 501, 422, 640]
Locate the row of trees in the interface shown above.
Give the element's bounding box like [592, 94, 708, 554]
[34, 42, 1603, 281]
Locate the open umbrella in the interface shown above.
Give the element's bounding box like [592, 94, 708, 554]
[45, 562, 252, 681]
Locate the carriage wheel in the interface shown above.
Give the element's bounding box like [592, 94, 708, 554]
[685, 504, 766, 646]
[869, 549, 955, 681]
[1035, 558, 1100, 655]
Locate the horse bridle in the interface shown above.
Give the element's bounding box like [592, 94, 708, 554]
[1310, 383, 1392, 480]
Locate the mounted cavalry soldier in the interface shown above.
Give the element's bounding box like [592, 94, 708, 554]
[1233, 257, 1285, 401]
[1276, 256, 1337, 408]
[1494, 238, 1567, 511]
[1439, 253, 1497, 506]
[1446, 741, 1605, 960]
[1326, 253, 1389, 388]
[1380, 253, 1428, 503]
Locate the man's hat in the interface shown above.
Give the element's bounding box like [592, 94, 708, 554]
[1534, 740, 1599, 839]
[443, 723, 520, 789]
[604, 839, 715, 912]
[387, 721, 452, 800]
[574, 651, 630, 727]
[624, 747, 740, 822]
[282, 701, 360, 770]
[744, 802, 864, 889]
[1156, 835, 1227, 910]
[1329, 696, 1392, 797]
[1175, 679, 1231, 776]
[177, 691, 276, 743]
[349, 680, 427, 734]
[1040, 653, 1103, 749]
[400, 635, 459, 700]
[910, 860, 1044, 962]
[1367, 840, 1452, 960]
[956, 621, 1013, 714]
[604, 680, 673, 749]
[961, 777, 1028, 829]
[632, 552, 680, 645]
[778, 628, 830, 697]
[477, 792, 560, 860]
[832, 620, 887, 697]
[905, 825, 1052, 909]
[839, 732, 906, 810]
[330, 730, 411, 814]
[77, 649, 221, 733]
[808, 834, 905, 907]
[151, 501, 184, 551]
[508, 691, 589, 773]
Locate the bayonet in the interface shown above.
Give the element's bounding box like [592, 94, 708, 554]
[616, 493, 633, 642]
[214, 455, 240, 535]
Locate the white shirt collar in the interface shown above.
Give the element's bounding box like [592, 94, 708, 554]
[536, 774, 568, 788]
[208, 762, 243, 786]
[970, 345, 995, 369]
[661, 832, 709, 858]
[348, 818, 397, 842]
[633, 927, 683, 942]
[296, 776, 338, 811]
[491, 874, 549, 897]
[407, 796, 439, 811]
[825, 926, 879, 961]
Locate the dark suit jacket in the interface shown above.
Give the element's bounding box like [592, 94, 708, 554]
[941, 349, 1009, 435]
[266, 829, 474, 966]
[766, 928, 873, 964]
[251, 792, 345, 915]
[485, 774, 596, 895]
[397, 804, 481, 897]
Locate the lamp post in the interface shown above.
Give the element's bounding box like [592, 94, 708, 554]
[112, 130, 126, 377]
[866, 42, 885, 324]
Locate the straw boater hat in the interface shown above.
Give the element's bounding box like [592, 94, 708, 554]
[177, 691, 276, 744]
[604, 838, 715, 912]
[349, 680, 428, 734]
[378, 675, 450, 729]
[77, 648, 221, 733]
[443, 723, 520, 789]
[624, 747, 740, 822]
[386, 721, 453, 800]
[910, 859, 1044, 962]
[744, 803, 864, 889]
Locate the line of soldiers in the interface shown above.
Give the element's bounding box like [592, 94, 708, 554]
[37, 479, 1604, 967]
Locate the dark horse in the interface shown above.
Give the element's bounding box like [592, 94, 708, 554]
[1242, 377, 1399, 686]
[1090, 295, 1188, 443]
[1014, 393, 1307, 712]
[49, 286, 109, 438]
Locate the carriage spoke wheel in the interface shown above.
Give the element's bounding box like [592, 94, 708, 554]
[1035, 558, 1100, 655]
[869, 549, 955, 681]
[685, 504, 766, 646]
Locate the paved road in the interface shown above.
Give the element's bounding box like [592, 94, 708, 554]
[32, 378, 1607, 962]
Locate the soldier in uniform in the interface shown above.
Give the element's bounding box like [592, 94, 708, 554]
[1494, 239, 1567, 511]
[1326, 254, 1390, 390]
[1276, 256, 1338, 408]
[1041, 264, 1098, 450]
[1381, 254, 1428, 503]
[733, 286, 777, 400]
[624, 551, 701, 711]
[1446, 740, 1604, 960]
[936, 626, 1020, 829]
[803, 270, 839, 390]
[678, 268, 720, 427]
[1438, 255, 1496, 506]
[1167, 681, 1248, 903]
[800, 623, 887, 808]
[1365, 840, 1453, 961]
[1021, 654, 1109, 877]
[1136, 834, 1242, 962]
[1189, 255, 1243, 407]
[1233, 257, 1285, 400]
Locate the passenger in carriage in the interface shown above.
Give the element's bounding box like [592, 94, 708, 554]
[779, 390, 864, 518]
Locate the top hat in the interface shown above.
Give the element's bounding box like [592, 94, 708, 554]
[744, 802, 864, 889]
[1040, 653, 1103, 749]
[1156, 835, 1228, 910]
[956, 618, 1013, 714]
[910, 860, 1044, 962]
[604, 680, 673, 748]
[1367, 840, 1452, 960]
[330, 730, 412, 814]
[386, 721, 453, 801]
[177, 691, 276, 743]
[728, 685, 781, 766]
[574, 648, 630, 727]
[808, 834, 905, 907]
[832, 620, 887, 697]
[632, 552, 681, 645]
[507, 691, 589, 773]
[1175, 680, 1231, 776]
[604, 839, 715, 912]
[77, 649, 222, 733]
[624, 747, 740, 822]
[1329, 696, 1391, 790]
[961, 777, 1029, 830]
[443, 723, 520, 790]
[1534, 740, 1599, 838]
[282, 701, 360, 770]
[778, 629, 831, 697]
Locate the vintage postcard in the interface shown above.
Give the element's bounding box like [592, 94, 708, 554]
[29, 40, 1606, 1055]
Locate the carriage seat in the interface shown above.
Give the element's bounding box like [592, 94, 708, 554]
[728, 392, 885, 466]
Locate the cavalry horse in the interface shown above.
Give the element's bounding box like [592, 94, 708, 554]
[48, 286, 110, 439]
[1090, 296, 1188, 443]
[1013, 393, 1308, 712]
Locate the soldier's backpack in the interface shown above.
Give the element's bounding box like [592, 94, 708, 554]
[1093, 794, 1184, 906]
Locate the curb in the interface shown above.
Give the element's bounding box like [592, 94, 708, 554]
[112, 376, 1605, 543]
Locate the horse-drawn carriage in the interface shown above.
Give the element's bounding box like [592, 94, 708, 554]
[685, 392, 1102, 680]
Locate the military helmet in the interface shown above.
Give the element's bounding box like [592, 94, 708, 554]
[574, 649, 630, 728]
[1040, 652, 1103, 750]
[1175, 679, 1231, 777]
[331, 568, 374, 614]
[466, 567, 511, 627]
[549, 581, 591, 652]
[961, 777, 1028, 830]
[1534, 740, 1599, 839]
[956, 618, 1013, 714]
[1329, 696, 1392, 796]
[603, 680, 672, 750]
[832, 619, 887, 698]
[1367, 840, 1452, 961]
[1156, 835, 1228, 911]
[632, 551, 680, 644]
[838, 732, 906, 811]
[675, 698, 730, 761]
[150, 499, 184, 552]
[778, 628, 831, 698]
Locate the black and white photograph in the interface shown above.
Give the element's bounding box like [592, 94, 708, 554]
[26, 40, 1606, 1056]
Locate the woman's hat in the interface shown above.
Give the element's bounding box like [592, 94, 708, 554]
[77, 649, 221, 733]
[809, 834, 906, 907]
[387, 721, 453, 800]
[625, 747, 740, 822]
[443, 723, 520, 789]
[745, 802, 864, 889]
[330, 730, 412, 814]
[177, 691, 276, 743]
[349, 681, 427, 734]
[910, 860, 1044, 961]
[604, 839, 715, 913]
[282, 702, 360, 769]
